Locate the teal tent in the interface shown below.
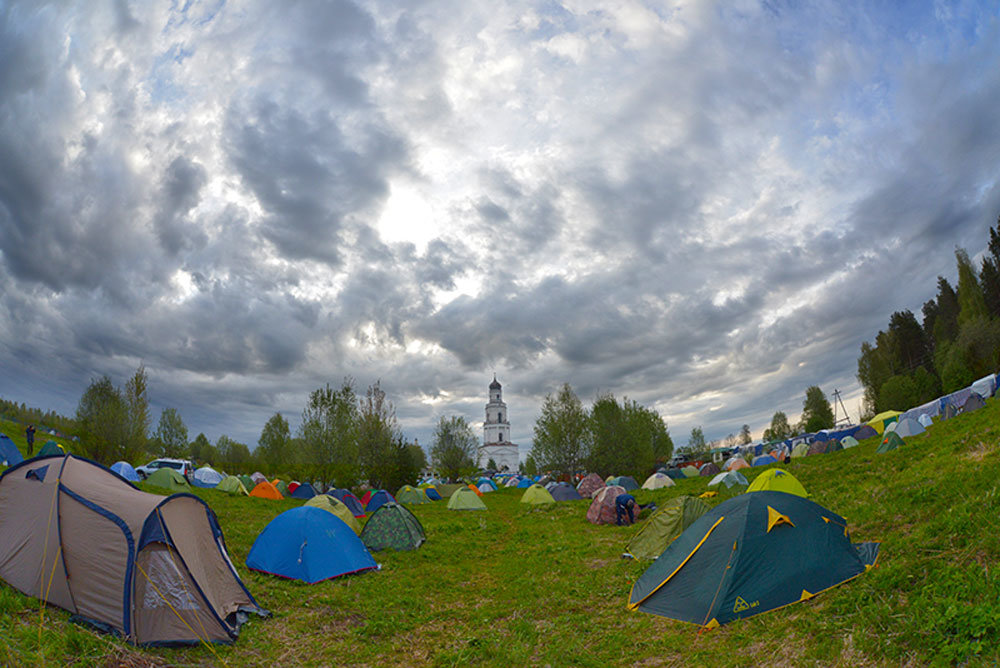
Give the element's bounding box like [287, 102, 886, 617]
[628, 491, 879, 628]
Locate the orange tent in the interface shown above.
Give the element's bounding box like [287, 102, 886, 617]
[468, 483, 484, 497]
[250, 480, 283, 500]
[727, 457, 750, 471]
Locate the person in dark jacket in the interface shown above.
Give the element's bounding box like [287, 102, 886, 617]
[25, 425, 35, 456]
[615, 493, 637, 525]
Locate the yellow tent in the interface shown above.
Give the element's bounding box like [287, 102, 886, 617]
[746, 469, 808, 497]
[304, 495, 361, 533]
[867, 410, 902, 435]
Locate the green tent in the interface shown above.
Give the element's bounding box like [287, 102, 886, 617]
[396, 485, 429, 504]
[520, 484, 556, 507]
[238, 474, 254, 490]
[305, 495, 361, 534]
[876, 431, 904, 454]
[790, 443, 810, 458]
[628, 491, 879, 627]
[746, 469, 808, 497]
[840, 436, 859, 449]
[38, 441, 66, 457]
[216, 475, 249, 496]
[436, 483, 465, 498]
[626, 496, 710, 560]
[681, 466, 700, 478]
[447, 487, 487, 510]
[274, 480, 290, 497]
[145, 467, 191, 492]
[360, 502, 426, 551]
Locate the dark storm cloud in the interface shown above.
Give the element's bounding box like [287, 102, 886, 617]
[155, 156, 207, 255]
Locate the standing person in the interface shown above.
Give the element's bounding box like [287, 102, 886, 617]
[615, 493, 637, 526]
[25, 424, 35, 456]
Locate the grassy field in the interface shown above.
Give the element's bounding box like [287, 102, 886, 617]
[1, 399, 1000, 667]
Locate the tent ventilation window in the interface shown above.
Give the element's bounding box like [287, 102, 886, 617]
[766, 506, 794, 533]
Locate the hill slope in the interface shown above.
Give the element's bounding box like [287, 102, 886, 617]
[0, 401, 999, 666]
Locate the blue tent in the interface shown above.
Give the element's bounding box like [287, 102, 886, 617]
[425, 487, 442, 501]
[476, 477, 498, 490]
[328, 489, 366, 517]
[110, 460, 140, 481]
[191, 466, 224, 488]
[516, 478, 534, 488]
[290, 482, 317, 499]
[753, 454, 778, 467]
[246, 507, 377, 584]
[0, 435, 23, 469]
[365, 489, 396, 513]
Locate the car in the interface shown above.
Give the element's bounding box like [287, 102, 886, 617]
[135, 458, 196, 481]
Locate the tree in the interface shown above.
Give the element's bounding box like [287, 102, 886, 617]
[931, 276, 960, 346]
[878, 375, 918, 412]
[486, 457, 497, 471]
[257, 413, 291, 475]
[623, 399, 672, 465]
[430, 416, 477, 480]
[299, 380, 360, 489]
[523, 454, 538, 476]
[687, 426, 707, 454]
[76, 376, 126, 464]
[739, 424, 752, 445]
[980, 219, 1000, 317]
[956, 248, 989, 326]
[123, 365, 150, 463]
[189, 432, 211, 462]
[357, 381, 402, 490]
[153, 408, 188, 458]
[531, 383, 590, 475]
[407, 443, 428, 472]
[761, 411, 792, 442]
[800, 386, 835, 433]
[216, 435, 251, 471]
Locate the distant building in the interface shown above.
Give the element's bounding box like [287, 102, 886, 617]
[477, 375, 519, 472]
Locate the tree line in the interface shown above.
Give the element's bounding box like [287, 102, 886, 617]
[857, 219, 1000, 418]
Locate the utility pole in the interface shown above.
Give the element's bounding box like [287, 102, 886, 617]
[832, 389, 852, 426]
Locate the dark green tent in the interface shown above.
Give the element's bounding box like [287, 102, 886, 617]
[625, 496, 710, 561]
[876, 431, 904, 454]
[38, 441, 66, 457]
[239, 474, 254, 490]
[628, 491, 878, 628]
[360, 502, 426, 552]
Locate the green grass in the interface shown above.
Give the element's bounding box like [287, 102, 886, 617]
[2, 401, 1000, 666]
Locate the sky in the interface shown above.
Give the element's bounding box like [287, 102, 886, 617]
[2, 1, 1000, 457]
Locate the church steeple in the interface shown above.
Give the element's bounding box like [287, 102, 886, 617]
[484, 375, 509, 444]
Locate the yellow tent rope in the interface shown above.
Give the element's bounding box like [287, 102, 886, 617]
[38, 473, 61, 651]
[155, 508, 213, 644]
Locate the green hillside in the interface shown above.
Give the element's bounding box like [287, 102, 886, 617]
[1, 401, 999, 666]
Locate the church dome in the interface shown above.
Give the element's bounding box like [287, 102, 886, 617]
[489, 375, 501, 390]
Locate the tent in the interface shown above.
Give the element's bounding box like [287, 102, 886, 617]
[110, 460, 139, 482]
[273, 480, 290, 497]
[239, 474, 255, 490]
[304, 495, 360, 534]
[250, 472, 267, 486]
[447, 487, 487, 511]
[246, 507, 376, 584]
[191, 466, 224, 488]
[608, 476, 639, 491]
[516, 478, 535, 489]
[867, 411, 902, 435]
[476, 477, 498, 491]
[396, 485, 429, 504]
[853, 425, 877, 440]
[726, 457, 750, 472]
[747, 469, 808, 497]
[963, 393, 986, 413]
[250, 480, 284, 500]
[467, 483, 484, 497]
[586, 485, 627, 525]
[360, 502, 426, 552]
[808, 440, 842, 456]
[625, 496, 711, 560]
[699, 463, 720, 477]
[917, 414, 933, 428]
[577, 473, 605, 498]
[752, 454, 777, 467]
[0, 454, 266, 644]
[287, 481, 301, 494]
[641, 472, 675, 490]
[437, 483, 466, 498]
[38, 441, 65, 457]
[840, 436, 860, 449]
[327, 489, 366, 518]
[290, 482, 318, 500]
[664, 469, 686, 479]
[477, 482, 494, 494]
[520, 484, 556, 507]
[681, 466, 700, 478]
[145, 467, 192, 493]
[0, 435, 22, 469]
[790, 443, 810, 459]
[628, 491, 879, 627]
[708, 471, 748, 489]
[971, 373, 996, 399]
[504, 477, 520, 488]
[365, 490, 396, 513]
[893, 418, 925, 438]
[216, 475, 249, 496]
[424, 487, 442, 501]
[550, 482, 583, 501]
[877, 431, 904, 454]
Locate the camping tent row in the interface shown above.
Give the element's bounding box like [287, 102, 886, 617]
[0, 454, 267, 644]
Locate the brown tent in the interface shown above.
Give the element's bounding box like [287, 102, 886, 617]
[576, 473, 606, 498]
[698, 462, 720, 477]
[586, 485, 627, 524]
[0, 454, 266, 645]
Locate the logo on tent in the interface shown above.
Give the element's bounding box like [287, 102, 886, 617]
[733, 597, 758, 613]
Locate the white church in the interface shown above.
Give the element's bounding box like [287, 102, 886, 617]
[477, 375, 520, 473]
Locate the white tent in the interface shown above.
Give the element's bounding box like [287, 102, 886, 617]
[641, 472, 675, 490]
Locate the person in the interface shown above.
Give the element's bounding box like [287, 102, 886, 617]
[25, 424, 35, 456]
[615, 493, 637, 526]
